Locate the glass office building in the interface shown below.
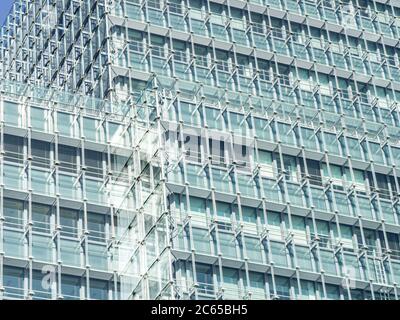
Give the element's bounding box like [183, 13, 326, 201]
[0, 0, 400, 300]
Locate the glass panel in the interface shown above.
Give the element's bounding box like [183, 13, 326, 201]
[61, 275, 81, 300]
[4, 101, 20, 126]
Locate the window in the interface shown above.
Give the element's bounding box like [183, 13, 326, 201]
[60, 208, 79, 237]
[150, 35, 165, 57]
[31, 107, 46, 131]
[218, 232, 237, 258]
[216, 201, 231, 219]
[4, 134, 24, 163]
[195, 263, 214, 294]
[4, 198, 24, 228]
[305, 159, 322, 186]
[258, 149, 274, 177]
[90, 279, 109, 300]
[191, 227, 210, 254]
[61, 275, 81, 299]
[281, 155, 297, 182]
[31, 139, 51, 167]
[189, 196, 206, 214]
[32, 203, 52, 233]
[58, 145, 77, 173]
[275, 276, 291, 299]
[87, 212, 106, 242]
[298, 280, 316, 300]
[3, 266, 24, 298]
[180, 102, 199, 126]
[32, 270, 52, 299]
[247, 272, 266, 298]
[57, 112, 73, 136]
[245, 236, 263, 262]
[267, 211, 281, 227]
[4, 101, 20, 126]
[242, 206, 257, 224]
[85, 150, 103, 177]
[322, 163, 343, 188]
[221, 267, 240, 298]
[324, 283, 340, 300]
[205, 107, 223, 130]
[209, 139, 227, 165]
[83, 117, 99, 141]
[111, 153, 130, 174]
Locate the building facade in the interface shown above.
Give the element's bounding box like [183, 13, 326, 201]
[0, 0, 400, 300]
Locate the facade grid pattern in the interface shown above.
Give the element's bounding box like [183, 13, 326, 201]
[0, 0, 400, 300]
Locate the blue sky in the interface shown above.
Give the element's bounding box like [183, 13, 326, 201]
[0, 0, 14, 25]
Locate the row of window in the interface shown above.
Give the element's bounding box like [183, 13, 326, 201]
[171, 194, 400, 255]
[1, 0, 108, 96]
[115, 35, 400, 89]
[165, 138, 400, 199]
[114, 0, 400, 42]
[2, 133, 132, 177]
[3, 100, 133, 147]
[6, 0, 400, 102]
[1, 195, 114, 270]
[1, 201, 113, 270]
[113, 25, 400, 97]
[162, 119, 400, 179]
[176, 262, 396, 300]
[164, 111, 400, 166]
[0, 134, 132, 204]
[2, 229, 111, 270]
[1, 265, 116, 300]
[167, 160, 400, 224]
[111, 34, 400, 132]
[129, 87, 400, 176]
[3, 198, 111, 241]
